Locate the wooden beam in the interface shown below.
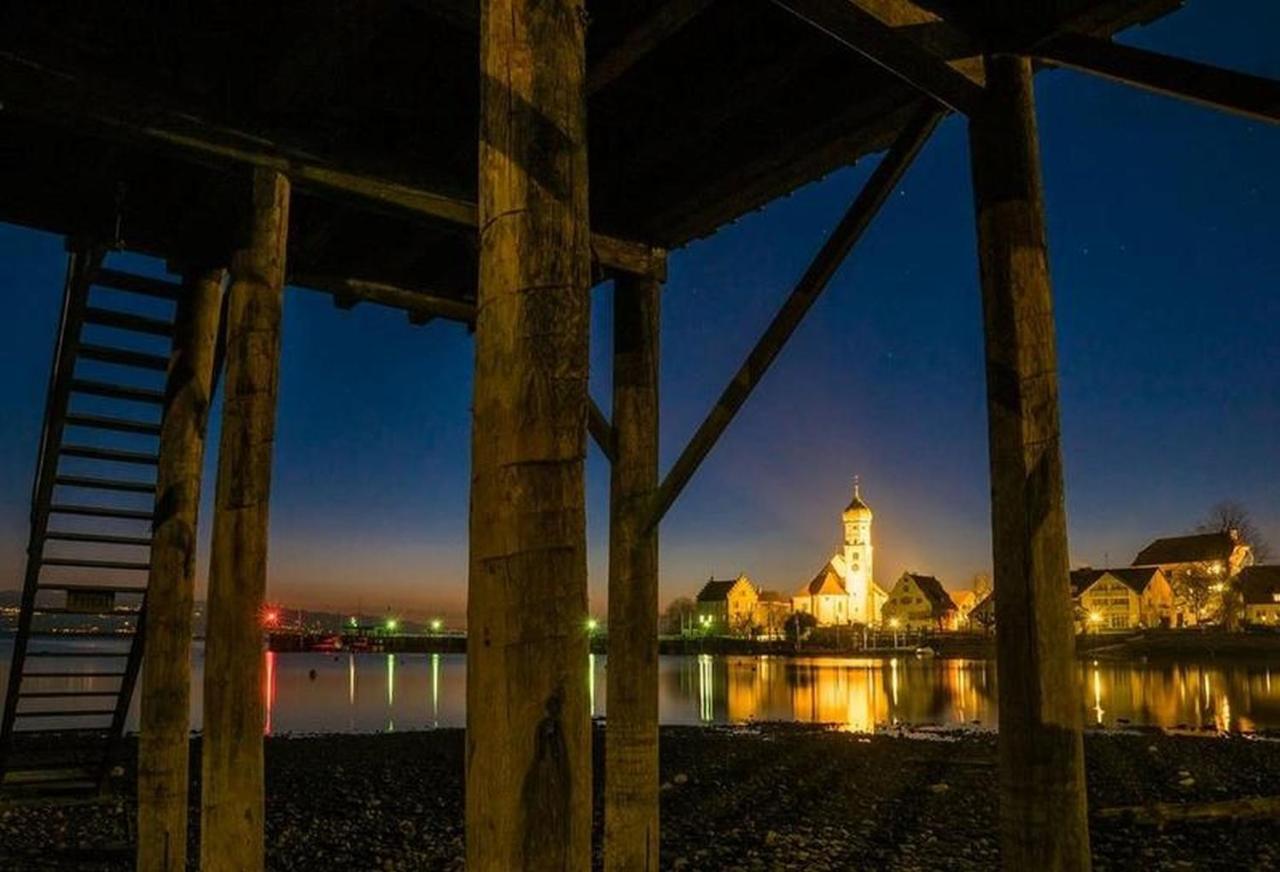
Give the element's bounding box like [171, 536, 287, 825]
[968, 54, 1089, 870]
[645, 103, 942, 532]
[770, 0, 985, 115]
[604, 273, 662, 872]
[0, 50, 665, 277]
[1034, 32, 1280, 125]
[200, 169, 289, 872]
[587, 0, 717, 95]
[468, 0, 592, 868]
[137, 266, 224, 872]
[589, 398, 618, 464]
[291, 274, 478, 324]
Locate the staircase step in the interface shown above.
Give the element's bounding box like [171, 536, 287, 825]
[78, 343, 170, 372]
[41, 558, 150, 571]
[18, 691, 120, 699]
[60, 445, 160, 465]
[83, 307, 173, 337]
[2, 767, 96, 784]
[38, 582, 147, 594]
[20, 672, 126, 679]
[48, 504, 153, 521]
[28, 631, 135, 639]
[53, 476, 155, 495]
[68, 379, 165, 405]
[44, 530, 152, 546]
[13, 709, 117, 719]
[93, 269, 181, 301]
[12, 724, 111, 732]
[24, 652, 131, 659]
[65, 413, 162, 436]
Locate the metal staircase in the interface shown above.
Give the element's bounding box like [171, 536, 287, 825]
[0, 245, 183, 799]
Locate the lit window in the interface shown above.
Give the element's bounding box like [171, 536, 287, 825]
[1272, 593, 1280, 604]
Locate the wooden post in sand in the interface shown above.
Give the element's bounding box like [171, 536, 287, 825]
[199, 168, 289, 872]
[137, 265, 224, 872]
[467, 0, 593, 869]
[605, 272, 661, 872]
[968, 54, 1090, 871]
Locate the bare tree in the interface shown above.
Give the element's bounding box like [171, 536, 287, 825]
[1197, 500, 1272, 563]
[970, 572, 993, 599]
[660, 596, 697, 635]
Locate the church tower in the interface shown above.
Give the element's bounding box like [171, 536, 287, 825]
[841, 478, 875, 624]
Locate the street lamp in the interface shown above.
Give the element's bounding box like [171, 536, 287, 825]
[385, 618, 399, 633]
[586, 618, 599, 634]
[889, 617, 901, 648]
[431, 618, 443, 634]
[1088, 612, 1102, 634]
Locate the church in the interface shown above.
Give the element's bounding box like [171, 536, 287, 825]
[792, 480, 889, 626]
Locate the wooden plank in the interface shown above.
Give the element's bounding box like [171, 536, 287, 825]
[968, 54, 1089, 870]
[645, 103, 943, 532]
[0, 50, 664, 277]
[200, 169, 289, 872]
[468, 1, 592, 868]
[770, 0, 985, 114]
[587, 0, 717, 95]
[1098, 796, 1280, 825]
[604, 274, 662, 872]
[1034, 32, 1280, 125]
[137, 266, 224, 872]
[292, 274, 478, 324]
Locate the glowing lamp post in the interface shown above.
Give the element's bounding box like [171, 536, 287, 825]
[385, 618, 399, 634]
[1088, 612, 1102, 634]
[431, 618, 443, 635]
[889, 617, 901, 648]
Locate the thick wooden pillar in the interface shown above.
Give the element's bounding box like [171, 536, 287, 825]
[199, 169, 289, 872]
[468, 1, 592, 870]
[137, 266, 224, 872]
[605, 274, 661, 872]
[968, 55, 1090, 871]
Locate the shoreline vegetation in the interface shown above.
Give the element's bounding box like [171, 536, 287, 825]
[2, 724, 1279, 870]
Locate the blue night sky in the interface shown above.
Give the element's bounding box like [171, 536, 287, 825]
[0, 2, 1277, 622]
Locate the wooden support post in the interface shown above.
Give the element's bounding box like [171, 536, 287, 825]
[199, 169, 289, 872]
[137, 266, 224, 872]
[968, 55, 1089, 871]
[468, 1, 592, 869]
[605, 273, 661, 872]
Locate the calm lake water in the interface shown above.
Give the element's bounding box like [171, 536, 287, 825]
[3, 639, 1278, 734]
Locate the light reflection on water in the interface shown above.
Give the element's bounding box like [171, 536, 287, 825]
[2, 639, 1278, 735]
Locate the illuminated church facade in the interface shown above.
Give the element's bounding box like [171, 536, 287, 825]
[792, 480, 888, 626]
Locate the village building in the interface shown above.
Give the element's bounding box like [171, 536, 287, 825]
[1132, 530, 1255, 625]
[948, 589, 982, 629]
[1070, 567, 1174, 631]
[1133, 530, 1254, 577]
[792, 481, 888, 626]
[695, 575, 759, 636]
[969, 593, 996, 634]
[1239, 566, 1280, 626]
[754, 591, 793, 639]
[881, 573, 959, 631]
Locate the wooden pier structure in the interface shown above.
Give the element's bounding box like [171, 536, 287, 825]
[1, 1, 1276, 869]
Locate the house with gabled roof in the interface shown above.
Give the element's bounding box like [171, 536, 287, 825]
[1071, 566, 1173, 631]
[1239, 565, 1280, 626]
[695, 574, 758, 636]
[881, 573, 958, 631]
[1132, 530, 1254, 625]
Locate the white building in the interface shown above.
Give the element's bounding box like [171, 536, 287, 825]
[792, 480, 888, 626]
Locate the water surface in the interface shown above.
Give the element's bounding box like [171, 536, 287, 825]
[3, 640, 1276, 734]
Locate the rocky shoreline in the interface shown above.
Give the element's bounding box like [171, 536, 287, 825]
[3, 724, 1279, 870]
